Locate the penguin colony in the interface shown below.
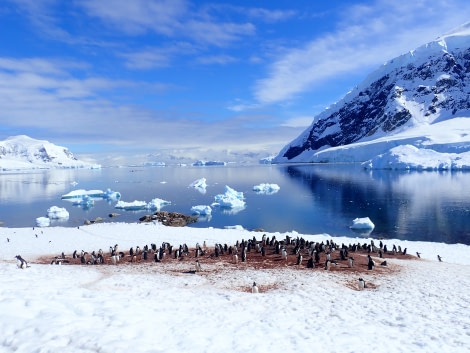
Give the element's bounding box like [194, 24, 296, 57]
[38, 235, 418, 281]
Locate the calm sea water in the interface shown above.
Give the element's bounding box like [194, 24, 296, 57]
[1, 164, 470, 245]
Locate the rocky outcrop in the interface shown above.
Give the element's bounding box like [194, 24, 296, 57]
[139, 211, 198, 227]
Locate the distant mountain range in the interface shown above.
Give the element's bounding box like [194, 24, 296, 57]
[0, 135, 100, 171]
[274, 22, 470, 170]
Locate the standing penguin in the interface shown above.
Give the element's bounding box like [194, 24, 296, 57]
[195, 260, 202, 272]
[358, 278, 366, 290]
[324, 260, 331, 271]
[437, 255, 442, 262]
[367, 255, 375, 270]
[281, 248, 288, 261]
[296, 253, 303, 265]
[233, 254, 238, 264]
[307, 257, 315, 268]
[348, 257, 354, 268]
[15, 255, 28, 269]
[252, 282, 259, 293]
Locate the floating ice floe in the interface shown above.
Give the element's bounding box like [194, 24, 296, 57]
[46, 206, 69, 219]
[189, 178, 207, 194]
[35, 216, 50, 227]
[115, 200, 148, 210]
[103, 188, 121, 200]
[350, 217, 375, 230]
[213, 185, 246, 209]
[147, 198, 171, 210]
[191, 205, 212, 215]
[253, 183, 280, 195]
[61, 189, 105, 199]
[72, 195, 94, 208]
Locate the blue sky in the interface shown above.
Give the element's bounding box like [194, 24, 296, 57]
[1, 0, 469, 165]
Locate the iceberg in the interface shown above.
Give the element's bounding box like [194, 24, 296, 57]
[193, 160, 226, 166]
[189, 178, 207, 194]
[115, 200, 148, 210]
[46, 206, 69, 219]
[61, 189, 105, 199]
[35, 217, 50, 227]
[253, 183, 280, 195]
[350, 217, 375, 230]
[213, 185, 246, 210]
[147, 198, 171, 210]
[191, 205, 212, 215]
[71, 195, 94, 208]
[103, 188, 121, 200]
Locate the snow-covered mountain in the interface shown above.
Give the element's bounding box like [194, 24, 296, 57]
[274, 22, 470, 170]
[0, 135, 100, 171]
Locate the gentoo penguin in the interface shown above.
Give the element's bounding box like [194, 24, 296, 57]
[324, 260, 331, 271]
[307, 257, 315, 268]
[195, 260, 202, 272]
[296, 254, 303, 265]
[437, 255, 442, 262]
[281, 248, 288, 260]
[416, 252, 421, 258]
[367, 255, 374, 270]
[348, 257, 354, 268]
[358, 278, 366, 290]
[252, 282, 259, 293]
[15, 255, 28, 269]
[233, 254, 238, 264]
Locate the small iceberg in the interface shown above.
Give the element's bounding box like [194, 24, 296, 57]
[147, 198, 171, 210]
[115, 200, 148, 210]
[350, 217, 375, 230]
[103, 188, 121, 201]
[61, 189, 104, 199]
[36, 216, 50, 227]
[47, 206, 69, 219]
[72, 195, 95, 208]
[191, 205, 212, 216]
[253, 183, 280, 195]
[213, 185, 246, 209]
[189, 178, 207, 194]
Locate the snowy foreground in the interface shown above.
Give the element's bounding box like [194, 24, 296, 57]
[1, 222, 470, 353]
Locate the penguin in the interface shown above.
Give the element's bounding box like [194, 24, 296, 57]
[195, 260, 202, 272]
[326, 252, 331, 261]
[358, 278, 366, 290]
[380, 261, 387, 266]
[324, 260, 331, 271]
[72, 250, 78, 259]
[307, 257, 314, 268]
[111, 255, 117, 265]
[252, 282, 259, 293]
[233, 254, 238, 264]
[15, 255, 28, 269]
[296, 253, 303, 265]
[416, 252, 421, 258]
[437, 255, 442, 262]
[367, 255, 375, 270]
[281, 248, 288, 260]
[348, 257, 354, 268]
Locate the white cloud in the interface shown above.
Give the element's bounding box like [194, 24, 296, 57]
[196, 54, 237, 65]
[281, 116, 313, 128]
[253, 0, 470, 105]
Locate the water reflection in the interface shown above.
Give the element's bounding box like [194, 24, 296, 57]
[283, 164, 470, 244]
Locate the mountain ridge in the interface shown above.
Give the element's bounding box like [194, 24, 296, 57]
[274, 22, 470, 168]
[0, 135, 100, 171]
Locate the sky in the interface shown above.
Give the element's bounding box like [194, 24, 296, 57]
[1, 0, 470, 166]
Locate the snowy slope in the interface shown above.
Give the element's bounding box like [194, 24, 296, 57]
[274, 22, 470, 169]
[0, 135, 100, 171]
